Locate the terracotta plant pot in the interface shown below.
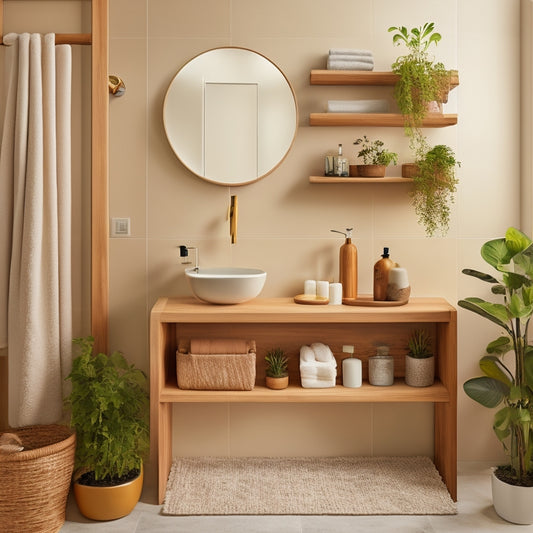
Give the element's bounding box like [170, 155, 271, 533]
[349, 164, 358, 177]
[401, 163, 419, 178]
[356, 164, 386, 177]
[266, 375, 289, 390]
[492, 470, 533, 524]
[73, 465, 143, 521]
[405, 355, 434, 387]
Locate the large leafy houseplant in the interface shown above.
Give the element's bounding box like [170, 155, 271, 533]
[65, 336, 149, 485]
[410, 143, 459, 237]
[459, 227, 533, 487]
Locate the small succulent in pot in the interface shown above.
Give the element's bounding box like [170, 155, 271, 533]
[353, 136, 398, 177]
[265, 347, 289, 389]
[405, 329, 434, 387]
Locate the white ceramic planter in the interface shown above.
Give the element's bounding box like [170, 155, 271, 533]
[492, 470, 533, 524]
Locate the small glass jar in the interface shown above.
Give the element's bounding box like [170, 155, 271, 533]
[368, 346, 394, 386]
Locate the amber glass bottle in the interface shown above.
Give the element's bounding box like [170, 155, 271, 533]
[373, 247, 394, 301]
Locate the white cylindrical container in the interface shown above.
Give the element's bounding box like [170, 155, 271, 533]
[317, 280, 329, 299]
[388, 267, 409, 288]
[329, 283, 342, 305]
[343, 357, 362, 388]
[304, 279, 317, 296]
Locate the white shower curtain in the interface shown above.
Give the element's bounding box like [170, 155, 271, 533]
[0, 33, 72, 426]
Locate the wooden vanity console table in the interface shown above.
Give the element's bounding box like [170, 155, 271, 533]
[150, 296, 457, 504]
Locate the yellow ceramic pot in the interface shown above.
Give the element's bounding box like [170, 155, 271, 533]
[73, 465, 143, 521]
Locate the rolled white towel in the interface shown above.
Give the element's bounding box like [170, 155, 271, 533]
[300, 374, 336, 388]
[300, 361, 336, 379]
[327, 100, 389, 113]
[329, 48, 373, 57]
[327, 58, 374, 71]
[300, 345, 315, 363]
[310, 342, 335, 363]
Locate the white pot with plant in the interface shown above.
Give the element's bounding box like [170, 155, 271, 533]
[459, 227, 533, 524]
[353, 135, 398, 177]
[405, 329, 434, 387]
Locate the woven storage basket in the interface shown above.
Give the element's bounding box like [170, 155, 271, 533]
[0, 424, 75, 533]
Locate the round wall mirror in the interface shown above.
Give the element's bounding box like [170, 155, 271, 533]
[163, 47, 298, 186]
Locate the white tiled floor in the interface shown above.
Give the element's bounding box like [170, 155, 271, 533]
[60, 463, 533, 532]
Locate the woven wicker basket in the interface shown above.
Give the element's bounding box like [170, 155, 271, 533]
[0, 424, 75, 533]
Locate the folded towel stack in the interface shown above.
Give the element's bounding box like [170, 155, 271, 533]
[300, 343, 337, 388]
[327, 48, 374, 71]
[326, 99, 389, 113]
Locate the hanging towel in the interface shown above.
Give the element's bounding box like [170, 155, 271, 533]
[0, 33, 72, 426]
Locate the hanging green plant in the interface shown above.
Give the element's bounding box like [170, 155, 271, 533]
[389, 22, 451, 136]
[410, 144, 460, 237]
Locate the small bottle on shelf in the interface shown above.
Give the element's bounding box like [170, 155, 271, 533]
[334, 144, 349, 176]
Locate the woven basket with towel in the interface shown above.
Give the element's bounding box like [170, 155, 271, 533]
[177, 338, 256, 390]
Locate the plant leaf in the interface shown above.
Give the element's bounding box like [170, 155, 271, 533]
[458, 297, 511, 332]
[464, 376, 509, 408]
[505, 227, 532, 255]
[481, 238, 513, 269]
[479, 355, 513, 386]
[461, 268, 499, 284]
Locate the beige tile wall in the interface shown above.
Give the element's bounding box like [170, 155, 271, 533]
[108, 0, 520, 476]
[0, 0, 519, 478]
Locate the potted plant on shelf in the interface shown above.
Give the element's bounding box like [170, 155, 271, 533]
[459, 227, 533, 524]
[409, 143, 459, 237]
[405, 329, 434, 387]
[353, 135, 398, 177]
[65, 336, 149, 521]
[265, 347, 289, 389]
[388, 22, 452, 136]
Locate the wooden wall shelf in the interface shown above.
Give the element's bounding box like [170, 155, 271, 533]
[150, 296, 457, 504]
[309, 176, 413, 184]
[310, 69, 460, 89]
[309, 113, 458, 127]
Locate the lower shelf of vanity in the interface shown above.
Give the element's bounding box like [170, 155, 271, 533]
[160, 379, 449, 403]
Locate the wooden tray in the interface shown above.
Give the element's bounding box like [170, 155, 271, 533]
[342, 295, 408, 307]
[294, 294, 329, 305]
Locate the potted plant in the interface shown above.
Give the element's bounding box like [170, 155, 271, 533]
[265, 347, 289, 389]
[64, 336, 149, 521]
[353, 136, 398, 177]
[459, 227, 533, 524]
[409, 143, 459, 237]
[405, 329, 434, 387]
[388, 22, 451, 136]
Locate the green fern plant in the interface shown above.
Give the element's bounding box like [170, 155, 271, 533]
[65, 336, 149, 484]
[265, 348, 289, 378]
[353, 136, 398, 166]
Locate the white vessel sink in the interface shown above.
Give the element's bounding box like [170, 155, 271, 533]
[185, 267, 267, 304]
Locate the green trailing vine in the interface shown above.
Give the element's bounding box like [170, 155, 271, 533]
[410, 144, 460, 237]
[65, 336, 150, 482]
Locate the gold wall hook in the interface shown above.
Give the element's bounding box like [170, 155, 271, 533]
[108, 75, 125, 96]
[230, 195, 238, 244]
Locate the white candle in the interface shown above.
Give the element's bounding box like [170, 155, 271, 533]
[343, 357, 362, 388]
[304, 279, 317, 295]
[317, 280, 329, 299]
[329, 282, 342, 305]
[388, 267, 409, 289]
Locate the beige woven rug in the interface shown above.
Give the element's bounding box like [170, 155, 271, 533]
[162, 456, 457, 516]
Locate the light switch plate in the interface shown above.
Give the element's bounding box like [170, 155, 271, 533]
[111, 217, 131, 237]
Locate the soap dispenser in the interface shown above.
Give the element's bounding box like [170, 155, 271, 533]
[373, 247, 395, 301]
[331, 228, 358, 300]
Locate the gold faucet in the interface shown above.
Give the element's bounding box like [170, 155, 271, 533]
[230, 195, 238, 244]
